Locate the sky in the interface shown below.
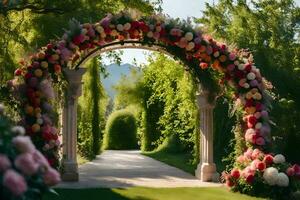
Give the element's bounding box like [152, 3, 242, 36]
[102, 0, 300, 66]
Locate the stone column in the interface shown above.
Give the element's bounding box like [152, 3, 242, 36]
[61, 68, 86, 181]
[195, 85, 219, 182]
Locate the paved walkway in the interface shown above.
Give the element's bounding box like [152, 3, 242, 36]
[57, 150, 222, 188]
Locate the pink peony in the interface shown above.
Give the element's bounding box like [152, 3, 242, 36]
[251, 149, 264, 160]
[286, 167, 295, 176]
[33, 151, 50, 168]
[12, 136, 35, 153]
[3, 170, 27, 196]
[0, 154, 11, 172]
[15, 153, 39, 176]
[43, 168, 61, 186]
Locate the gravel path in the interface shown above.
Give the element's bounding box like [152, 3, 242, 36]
[57, 150, 222, 188]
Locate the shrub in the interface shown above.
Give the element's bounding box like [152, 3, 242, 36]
[103, 110, 138, 150]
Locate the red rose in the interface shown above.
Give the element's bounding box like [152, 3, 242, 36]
[47, 43, 53, 50]
[263, 155, 273, 165]
[245, 63, 252, 72]
[231, 169, 240, 179]
[199, 62, 208, 69]
[248, 115, 257, 125]
[246, 174, 254, 184]
[42, 132, 52, 141]
[14, 69, 22, 76]
[256, 161, 266, 171]
[226, 179, 235, 187]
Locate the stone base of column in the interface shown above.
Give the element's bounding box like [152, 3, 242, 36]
[62, 161, 79, 182]
[62, 172, 79, 182]
[195, 162, 219, 182]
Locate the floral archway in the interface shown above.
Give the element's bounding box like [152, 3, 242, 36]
[10, 12, 300, 196]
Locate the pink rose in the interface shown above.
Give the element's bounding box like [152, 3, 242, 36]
[15, 153, 39, 176]
[43, 168, 61, 186]
[12, 136, 35, 153]
[3, 170, 27, 196]
[256, 137, 265, 146]
[33, 151, 50, 169]
[0, 154, 11, 172]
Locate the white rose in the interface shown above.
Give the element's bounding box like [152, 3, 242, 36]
[186, 42, 195, 51]
[263, 167, 279, 186]
[213, 51, 220, 58]
[255, 122, 262, 129]
[95, 25, 104, 33]
[238, 64, 245, 70]
[147, 31, 153, 38]
[37, 118, 44, 125]
[11, 126, 26, 135]
[124, 23, 131, 31]
[247, 72, 256, 80]
[234, 60, 239, 66]
[273, 154, 286, 164]
[244, 83, 250, 89]
[116, 24, 124, 31]
[81, 28, 88, 35]
[184, 32, 193, 41]
[277, 173, 289, 187]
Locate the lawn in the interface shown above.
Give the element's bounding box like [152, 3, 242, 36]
[143, 150, 197, 175]
[43, 187, 265, 200]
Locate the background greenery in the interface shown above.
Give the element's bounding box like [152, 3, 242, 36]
[103, 109, 138, 150]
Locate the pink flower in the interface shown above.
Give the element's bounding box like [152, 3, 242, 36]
[15, 153, 39, 176]
[3, 170, 27, 196]
[0, 154, 11, 172]
[256, 137, 265, 146]
[231, 169, 240, 179]
[286, 167, 295, 176]
[229, 53, 236, 61]
[33, 151, 50, 168]
[43, 168, 61, 186]
[12, 136, 35, 153]
[244, 148, 253, 159]
[251, 149, 264, 160]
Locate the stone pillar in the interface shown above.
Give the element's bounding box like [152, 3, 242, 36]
[61, 68, 86, 182]
[195, 85, 219, 182]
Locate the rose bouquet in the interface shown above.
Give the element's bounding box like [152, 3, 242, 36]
[0, 104, 60, 200]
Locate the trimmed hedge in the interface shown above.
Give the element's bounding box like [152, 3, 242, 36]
[103, 110, 138, 150]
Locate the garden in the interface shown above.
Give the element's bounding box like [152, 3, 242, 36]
[1, 0, 300, 200]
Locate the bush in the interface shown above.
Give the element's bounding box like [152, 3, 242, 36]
[103, 110, 138, 150]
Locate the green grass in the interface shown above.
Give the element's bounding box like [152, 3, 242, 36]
[43, 187, 265, 200]
[143, 150, 197, 175]
[77, 154, 89, 165]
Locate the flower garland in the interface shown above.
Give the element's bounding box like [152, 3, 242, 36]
[9, 12, 299, 196]
[0, 104, 60, 199]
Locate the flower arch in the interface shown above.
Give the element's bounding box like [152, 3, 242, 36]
[10, 12, 300, 196]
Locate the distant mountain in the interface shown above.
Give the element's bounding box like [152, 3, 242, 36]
[101, 63, 133, 98]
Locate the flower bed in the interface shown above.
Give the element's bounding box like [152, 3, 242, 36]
[0, 104, 60, 199]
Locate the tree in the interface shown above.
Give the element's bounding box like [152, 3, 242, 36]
[198, 0, 300, 163]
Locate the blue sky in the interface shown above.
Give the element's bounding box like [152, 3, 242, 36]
[102, 0, 300, 65]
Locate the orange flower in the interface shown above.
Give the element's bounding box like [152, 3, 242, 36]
[219, 55, 227, 62]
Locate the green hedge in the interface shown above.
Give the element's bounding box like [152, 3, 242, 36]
[103, 110, 138, 150]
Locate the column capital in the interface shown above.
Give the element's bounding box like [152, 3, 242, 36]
[64, 68, 86, 104]
[196, 84, 215, 109]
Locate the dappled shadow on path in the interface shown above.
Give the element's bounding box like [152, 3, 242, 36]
[57, 150, 221, 188]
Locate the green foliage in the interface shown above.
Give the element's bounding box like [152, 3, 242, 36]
[77, 58, 107, 159]
[113, 53, 199, 161]
[103, 109, 138, 150]
[198, 0, 300, 165]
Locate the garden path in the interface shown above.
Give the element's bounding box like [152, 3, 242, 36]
[57, 150, 222, 188]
